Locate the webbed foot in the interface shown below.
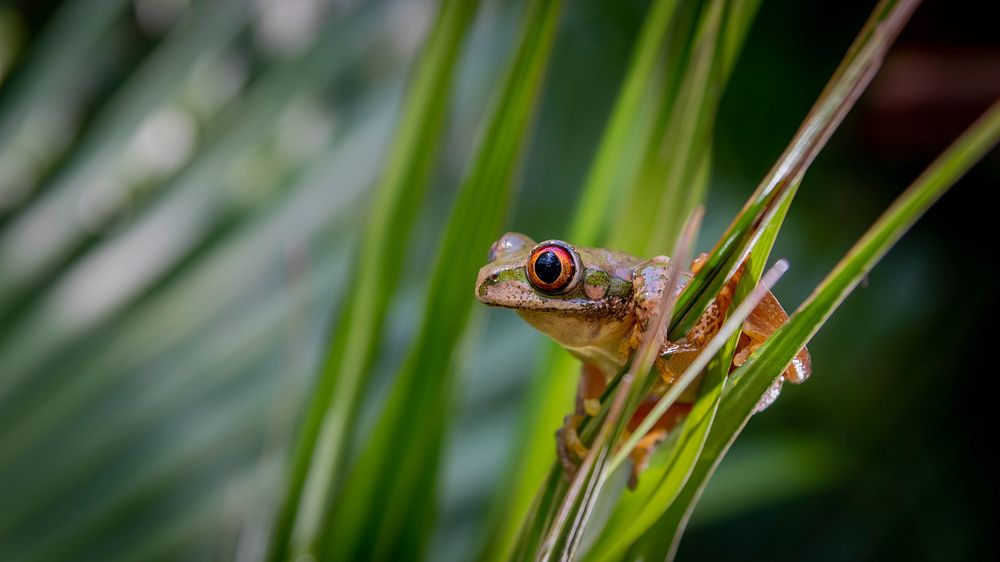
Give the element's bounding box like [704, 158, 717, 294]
[556, 414, 588, 479]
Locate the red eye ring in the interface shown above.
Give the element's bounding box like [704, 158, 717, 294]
[527, 243, 578, 293]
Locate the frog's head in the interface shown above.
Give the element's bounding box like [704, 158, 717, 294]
[476, 232, 641, 370]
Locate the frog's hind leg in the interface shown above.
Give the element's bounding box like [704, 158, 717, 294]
[734, 289, 813, 411]
[625, 397, 691, 488]
[690, 255, 811, 410]
[736, 290, 812, 382]
[556, 363, 606, 478]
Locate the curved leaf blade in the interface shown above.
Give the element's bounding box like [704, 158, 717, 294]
[660, 97, 1000, 561]
[265, 1, 482, 559]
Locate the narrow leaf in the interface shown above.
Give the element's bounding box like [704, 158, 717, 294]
[324, 0, 563, 560]
[266, 1, 481, 559]
[661, 98, 1000, 561]
[669, 0, 920, 341]
[478, 1, 690, 557]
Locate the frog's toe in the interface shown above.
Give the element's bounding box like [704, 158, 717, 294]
[659, 339, 696, 358]
[783, 347, 812, 384]
[556, 415, 588, 479]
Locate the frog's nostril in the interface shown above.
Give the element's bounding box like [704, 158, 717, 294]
[490, 273, 499, 282]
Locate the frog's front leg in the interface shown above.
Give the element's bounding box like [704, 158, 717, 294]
[679, 252, 742, 350]
[625, 256, 684, 354]
[625, 256, 704, 366]
[556, 362, 606, 478]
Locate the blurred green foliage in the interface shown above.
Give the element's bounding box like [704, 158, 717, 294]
[0, 0, 997, 561]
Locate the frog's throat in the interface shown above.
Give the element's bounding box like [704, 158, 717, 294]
[515, 308, 634, 375]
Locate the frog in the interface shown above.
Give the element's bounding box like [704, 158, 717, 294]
[475, 232, 811, 485]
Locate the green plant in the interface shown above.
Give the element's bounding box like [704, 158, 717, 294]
[0, 0, 995, 560]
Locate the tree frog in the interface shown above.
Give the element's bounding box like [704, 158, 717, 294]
[475, 232, 811, 483]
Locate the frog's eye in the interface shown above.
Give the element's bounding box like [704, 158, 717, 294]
[527, 243, 579, 294]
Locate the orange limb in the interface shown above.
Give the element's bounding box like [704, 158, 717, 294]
[694, 253, 812, 385]
[557, 363, 608, 478]
[625, 397, 692, 488]
[738, 289, 812, 384]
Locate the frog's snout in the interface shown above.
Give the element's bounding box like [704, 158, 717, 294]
[475, 267, 501, 303]
[477, 275, 499, 301]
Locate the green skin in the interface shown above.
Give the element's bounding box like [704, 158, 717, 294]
[475, 232, 677, 380]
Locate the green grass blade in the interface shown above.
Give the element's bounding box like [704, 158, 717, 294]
[615, 259, 788, 469]
[658, 97, 1000, 561]
[487, 2, 758, 559]
[668, 0, 920, 341]
[585, 2, 921, 556]
[476, 1, 688, 557]
[643, 0, 762, 255]
[537, 209, 702, 562]
[265, 1, 482, 560]
[567, 0, 682, 244]
[318, 1, 563, 560]
[609, 0, 736, 255]
[512, 0, 916, 556]
[586, 2, 920, 550]
[587, 186, 796, 562]
[608, 0, 761, 256]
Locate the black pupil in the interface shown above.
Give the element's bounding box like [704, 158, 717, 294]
[534, 250, 563, 284]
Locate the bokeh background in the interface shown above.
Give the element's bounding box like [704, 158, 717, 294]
[0, 0, 997, 560]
